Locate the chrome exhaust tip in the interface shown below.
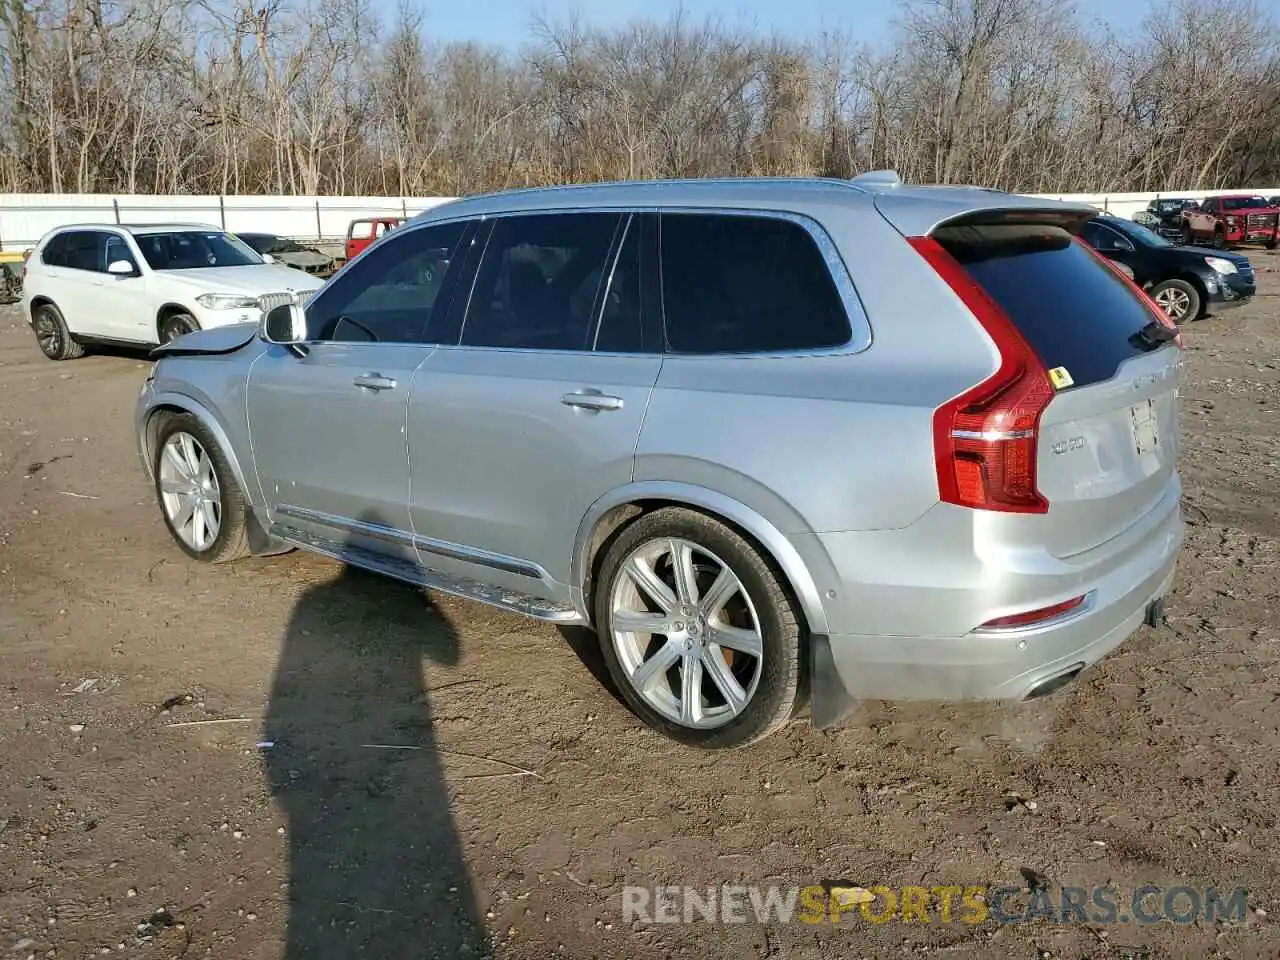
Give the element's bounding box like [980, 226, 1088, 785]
[1023, 663, 1085, 700]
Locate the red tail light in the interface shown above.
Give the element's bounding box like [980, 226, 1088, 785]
[1075, 237, 1183, 347]
[907, 236, 1052, 515]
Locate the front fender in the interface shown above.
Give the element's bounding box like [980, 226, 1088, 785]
[572, 481, 833, 635]
[135, 385, 256, 508]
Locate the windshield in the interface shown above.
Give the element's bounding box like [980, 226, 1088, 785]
[1221, 197, 1269, 211]
[134, 231, 264, 270]
[1109, 217, 1172, 249]
[1155, 200, 1191, 213]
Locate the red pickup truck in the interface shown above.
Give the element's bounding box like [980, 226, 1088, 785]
[344, 216, 404, 261]
[1180, 195, 1279, 249]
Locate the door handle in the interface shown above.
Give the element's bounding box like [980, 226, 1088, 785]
[353, 373, 397, 392]
[561, 390, 624, 412]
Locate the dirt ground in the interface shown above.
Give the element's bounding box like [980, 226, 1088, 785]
[2, 260, 1280, 960]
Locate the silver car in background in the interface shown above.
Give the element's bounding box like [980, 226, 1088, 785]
[135, 173, 1183, 748]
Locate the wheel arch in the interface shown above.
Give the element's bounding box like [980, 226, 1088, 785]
[572, 482, 831, 635]
[156, 302, 195, 339]
[28, 294, 54, 320]
[140, 394, 255, 508]
[1176, 270, 1210, 303]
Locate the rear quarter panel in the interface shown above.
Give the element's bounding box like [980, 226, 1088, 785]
[634, 202, 998, 535]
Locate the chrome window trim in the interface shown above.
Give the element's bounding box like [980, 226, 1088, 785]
[589, 213, 634, 352]
[406, 204, 874, 357]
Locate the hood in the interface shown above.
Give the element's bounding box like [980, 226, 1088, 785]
[157, 263, 325, 295]
[1221, 203, 1280, 216]
[150, 321, 259, 358]
[273, 249, 333, 269]
[1173, 244, 1252, 265]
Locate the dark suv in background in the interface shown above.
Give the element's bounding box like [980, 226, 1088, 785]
[1081, 214, 1255, 323]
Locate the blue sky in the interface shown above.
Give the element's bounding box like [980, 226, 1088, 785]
[413, 0, 1150, 49]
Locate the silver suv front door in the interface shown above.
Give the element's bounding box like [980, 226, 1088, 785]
[246, 220, 476, 563]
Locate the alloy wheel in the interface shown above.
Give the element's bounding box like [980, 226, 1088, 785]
[608, 538, 764, 729]
[1153, 287, 1191, 322]
[158, 431, 222, 552]
[34, 312, 61, 357]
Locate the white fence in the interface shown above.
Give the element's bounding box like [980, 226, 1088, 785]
[1, 186, 1278, 251]
[0, 194, 457, 250]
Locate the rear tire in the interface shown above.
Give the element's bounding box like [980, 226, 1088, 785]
[1213, 228, 1227, 250]
[593, 507, 804, 749]
[1150, 279, 1201, 324]
[153, 412, 250, 564]
[159, 312, 200, 344]
[32, 303, 85, 361]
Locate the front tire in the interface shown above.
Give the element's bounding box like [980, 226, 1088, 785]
[1150, 279, 1201, 323]
[593, 507, 804, 748]
[159, 312, 200, 344]
[153, 413, 250, 563]
[32, 303, 85, 361]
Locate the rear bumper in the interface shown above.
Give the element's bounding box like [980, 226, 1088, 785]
[806, 481, 1183, 725]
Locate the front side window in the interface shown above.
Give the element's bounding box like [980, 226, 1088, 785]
[134, 231, 263, 270]
[104, 234, 137, 270]
[659, 214, 852, 354]
[305, 220, 469, 344]
[460, 213, 622, 351]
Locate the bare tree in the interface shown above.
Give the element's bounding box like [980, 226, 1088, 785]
[0, 0, 1276, 196]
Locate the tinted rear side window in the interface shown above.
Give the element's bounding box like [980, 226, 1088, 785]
[933, 224, 1159, 388]
[461, 213, 622, 351]
[659, 214, 851, 354]
[41, 233, 70, 267]
[62, 231, 108, 272]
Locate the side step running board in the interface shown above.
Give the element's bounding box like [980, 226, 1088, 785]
[270, 523, 585, 624]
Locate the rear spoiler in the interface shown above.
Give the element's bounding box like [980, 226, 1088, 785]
[872, 188, 1099, 238]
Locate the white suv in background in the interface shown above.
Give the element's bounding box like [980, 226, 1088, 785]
[22, 223, 326, 360]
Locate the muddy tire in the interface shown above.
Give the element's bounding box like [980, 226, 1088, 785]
[32, 302, 85, 361]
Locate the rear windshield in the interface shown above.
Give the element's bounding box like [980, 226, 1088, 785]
[933, 223, 1163, 388]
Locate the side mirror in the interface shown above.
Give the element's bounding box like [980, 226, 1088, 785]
[261, 303, 308, 357]
[261, 253, 275, 264]
[107, 259, 136, 276]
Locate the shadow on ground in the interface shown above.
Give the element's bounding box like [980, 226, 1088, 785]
[263, 525, 490, 959]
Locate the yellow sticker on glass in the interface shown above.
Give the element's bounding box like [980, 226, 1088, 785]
[1048, 366, 1074, 389]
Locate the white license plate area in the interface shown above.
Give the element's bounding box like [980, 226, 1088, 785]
[1130, 399, 1160, 456]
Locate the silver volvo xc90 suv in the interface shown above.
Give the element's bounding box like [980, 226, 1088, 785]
[135, 173, 1183, 748]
